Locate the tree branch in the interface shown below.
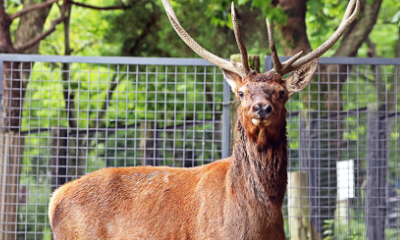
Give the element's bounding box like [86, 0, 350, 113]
[15, 6, 67, 53]
[334, 0, 383, 57]
[74, 41, 96, 54]
[365, 37, 386, 103]
[9, 0, 59, 20]
[69, 0, 127, 10]
[366, 37, 378, 58]
[0, 0, 5, 12]
[20, 119, 222, 136]
[63, 4, 72, 56]
[396, 26, 400, 58]
[61, 4, 77, 129]
[11, 0, 129, 52]
[92, 73, 125, 129]
[128, 12, 159, 55]
[22, 106, 400, 137]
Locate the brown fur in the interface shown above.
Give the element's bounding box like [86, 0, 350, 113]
[49, 61, 318, 239]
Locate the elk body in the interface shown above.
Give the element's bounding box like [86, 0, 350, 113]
[49, 1, 359, 239]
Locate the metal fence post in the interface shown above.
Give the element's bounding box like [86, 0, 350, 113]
[222, 79, 231, 158]
[0, 60, 3, 132]
[0, 59, 3, 240]
[264, 55, 272, 71]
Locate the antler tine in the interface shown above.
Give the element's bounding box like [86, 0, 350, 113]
[281, 50, 304, 72]
[231, 2, 251, 74]
[266, 18, 283, 74]
[161, 0, 245, 77]
[282, 0, 360, 75]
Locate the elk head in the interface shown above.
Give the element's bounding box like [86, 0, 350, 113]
[162, 0, 360, 146]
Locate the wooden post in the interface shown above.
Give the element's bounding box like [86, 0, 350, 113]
[288, 171, 319, 240]
[229, 54, 260, 153]
[0, 133, 25, 240]
[299, 111, 325, 238]
[0, 62, 27, 240]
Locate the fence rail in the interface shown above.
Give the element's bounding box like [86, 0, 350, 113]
[0, 54, 399, 240]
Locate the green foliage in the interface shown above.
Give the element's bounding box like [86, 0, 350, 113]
[38, 1, 123, 56]
[204, 0, 287, 28]
[323, 219, 335, 239]
[321, 215, 400, 240]
[3, 0, 400, 239]
[4, 0, 22, 9]
[251, 0, 287, 24]
[368, 0, 400, 57]
[5, 0, 398, 59]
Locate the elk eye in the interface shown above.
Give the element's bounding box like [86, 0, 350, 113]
[279, 90, 285, 98]
[238, 91, 244, 99]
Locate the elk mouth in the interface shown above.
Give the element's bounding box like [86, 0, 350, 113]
[251, 118, 271, 126]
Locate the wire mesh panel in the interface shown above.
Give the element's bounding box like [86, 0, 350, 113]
[0, 55, 399, 240]
[265, 57, 400, 240]
[0, 56, 227, 240]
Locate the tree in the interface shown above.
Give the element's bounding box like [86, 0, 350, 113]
[188, 0, 390, 238]
[270, 0, 383, 237]
[101, 0, 271, 58]
[363, 8, 400, 238]
[0, 0, 397, 238]
[0, 1, 127, 239]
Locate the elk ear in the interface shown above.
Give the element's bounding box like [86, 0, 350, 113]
[222, 69, 242, 92]
[283, 59, 319, 97]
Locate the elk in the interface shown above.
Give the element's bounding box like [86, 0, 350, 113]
[48, 0, 359, 239]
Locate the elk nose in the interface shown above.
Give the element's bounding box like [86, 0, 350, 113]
[253, 103, 272, 118]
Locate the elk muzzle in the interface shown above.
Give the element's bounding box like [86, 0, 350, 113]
[251, 101, 273, 126]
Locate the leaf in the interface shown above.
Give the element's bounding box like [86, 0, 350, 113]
[251, 0, 287, 25]
[9, 0, 22, 5]
[392, 10, 400, 25]
[226, 13, 233, 29]
[238, 0, 250, 5]
[308, 0, 323, 15]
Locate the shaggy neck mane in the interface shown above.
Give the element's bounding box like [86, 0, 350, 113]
[230, 107, 288, 205]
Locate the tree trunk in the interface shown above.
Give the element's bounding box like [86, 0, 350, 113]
[14, 0, 53, 54]
[276, 0, 312, 56]
[365, 103, 387, 240]
[333, 0, 383, 58]
[396, 27, 400, 59]
[276, 1, 336, 237]
[0, 2, 53, 238]
[140, 122, 159, 166]
[299, 112, 322, 235]
[0, 60, 25, 240]
[275, 0, 384, 237]
[51, 129, 69, 193]
[0, 133, 24, 240]
[362, 37, 399, 240]
[0, 7, 14, 54]
[0, 7, 19, 238]
[13, 0, 53, 99]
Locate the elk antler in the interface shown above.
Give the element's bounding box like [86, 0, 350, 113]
[231, 2, 250, 75]
[161, 0, 250, 77]
[267, 0, 360, 76]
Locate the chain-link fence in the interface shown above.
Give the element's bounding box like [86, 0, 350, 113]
[0, 54, 399, 240]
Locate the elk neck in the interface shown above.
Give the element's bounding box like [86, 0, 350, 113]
[229, 107, 288, 206]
